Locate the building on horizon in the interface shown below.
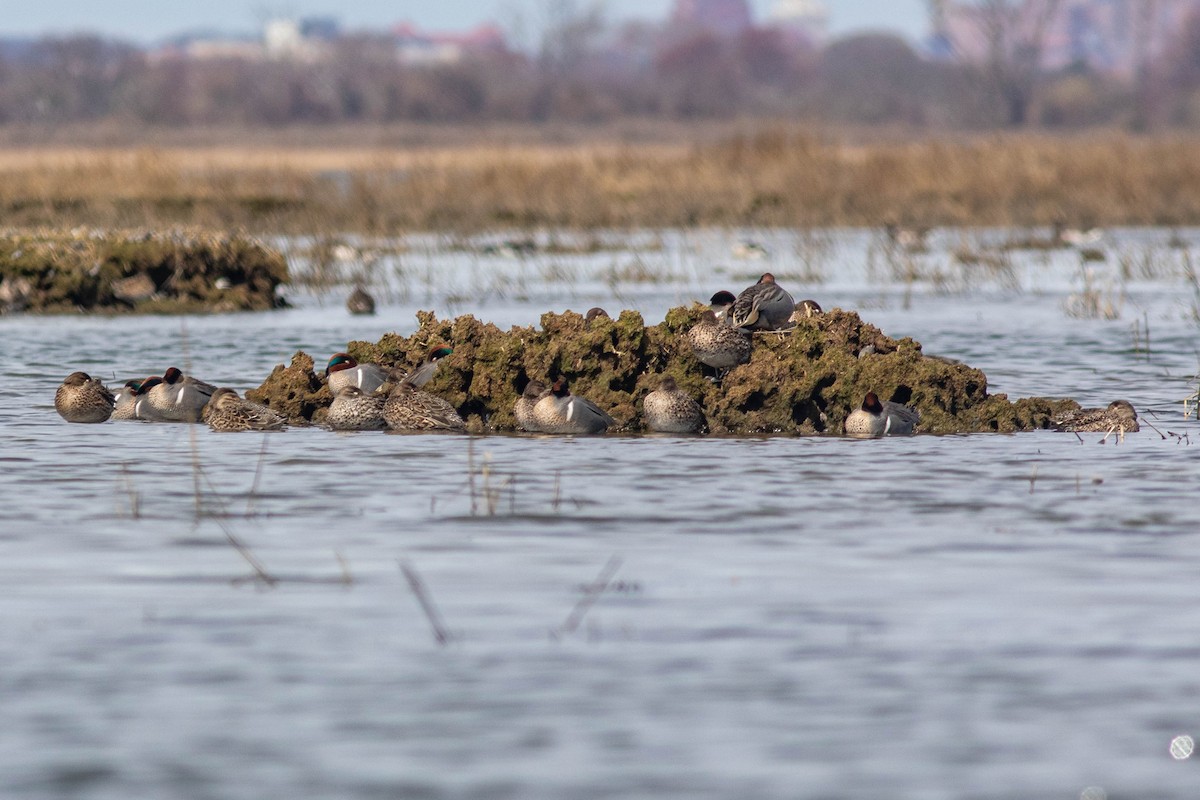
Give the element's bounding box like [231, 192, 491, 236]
[669, 0, 753, 38]
[392, 22, 508, 66]
[940, 0, 1200, 79]
[766, 0, 827, 48]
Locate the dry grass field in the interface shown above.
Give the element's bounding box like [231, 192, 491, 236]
[1, 125, 1199, 233]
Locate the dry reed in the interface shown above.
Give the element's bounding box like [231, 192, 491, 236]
[5, 129, 1200, 233]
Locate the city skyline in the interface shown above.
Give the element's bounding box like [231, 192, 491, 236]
[0, 1, 928, 44]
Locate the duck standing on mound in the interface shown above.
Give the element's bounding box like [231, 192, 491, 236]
[54, 371, 115, 423]
[325, 353, 390, 395]
[327, 386, 387, 431]
[205, 388, 288, 431]
[845, 392, 920, 437]
[730, 272, 795, 331]
[145, 366, 216, 423]
[687, 310, 752, 373]
[532, 377, 614, 435]
[1052, 400, 1139, 433]
[642, 376, 704, 433]
[383, 347, 465, 432]
[514, 379, 549, 432]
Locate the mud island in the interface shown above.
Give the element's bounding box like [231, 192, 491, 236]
[248, 306, 1079, 436]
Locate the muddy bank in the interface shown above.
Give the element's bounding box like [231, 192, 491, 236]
[248, 306, 1078, 435]
[0, 228, 288, 313]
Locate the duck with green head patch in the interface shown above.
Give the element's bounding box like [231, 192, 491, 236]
[400, 345, 453, 389]
[325, 352, 390, 395]
[112, 378, 147, 420]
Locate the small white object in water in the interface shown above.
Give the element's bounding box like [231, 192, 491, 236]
[1169, 734, 1194, 760]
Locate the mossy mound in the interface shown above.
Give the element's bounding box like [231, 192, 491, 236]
[248, 306, 1079, 435]
[0, 228, 288, 313]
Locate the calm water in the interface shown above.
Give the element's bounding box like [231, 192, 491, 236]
[4, 228, 1200, 799]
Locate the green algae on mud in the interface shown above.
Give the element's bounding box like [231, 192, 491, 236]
[248, 306, 1078, 435]
[0, 228, 288, 313]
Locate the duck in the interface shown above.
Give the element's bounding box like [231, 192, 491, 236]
[325, 352, 390, 395]
[729, 272, 795, 331]
[791, 299, 823, 321]
[1051, 400, 1139, 433]
[144, 366, 217, 422]
[327, 386, 388, 431]
[708, 290, 737, 323]
[642, 376, 704, 433]
[204, 388, 288, 432]
[399, 346, 453, 389]
[514, 379, 549, 432]
[383, 382, 465, 432]
[54, 371, 115, 423]
[111, 378, 146, 421]
[687, 310, 752, 371]
[885, 223, 930, 253]
[731, 240, 768, 260]
[845, 392, 920, 437]
[346, 285, 376, 315]
[585, 307, 610, 326]
[532, 377, 614, 435]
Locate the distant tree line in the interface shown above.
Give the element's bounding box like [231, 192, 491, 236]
[6, 13, 1200, 130]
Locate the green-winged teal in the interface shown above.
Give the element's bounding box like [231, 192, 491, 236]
[205, 388, 287, 432]
[383, 383, 465, 432]
[111, 378, 147, 421]
[532, 377, 613, 435]
[1052, 400, 1139, 433]
[642, 376, 703, 434]
[54, 372, 115, 423]
[325, 352, 390, 396]
[514, 379, 549, 432]
[845, 392, 920, 437]
[399, 346, 453, 389]
[346, 285, 376, 315]
[687, 310, 751, 371]
[708, 290, 737, 323]
[790, 299, 823, 321]
[145, 366, 216, 422]
[729, 272, 795, 331]
[327, 386, 387, 431]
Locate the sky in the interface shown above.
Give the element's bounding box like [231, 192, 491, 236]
[0, 1, 929, 43]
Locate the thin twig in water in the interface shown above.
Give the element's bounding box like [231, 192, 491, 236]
[335, 550, 354, 585]
[552, 470, 562, 512]
[119, 461, 140, 518]
[467, 438, 478, 516]
[399, 559, 451, 645]
[245, 435, 271, 516]
[1028, 465, 1038, 494]
[552, 555, 623, 640]
[1140, 417, 1167, 440]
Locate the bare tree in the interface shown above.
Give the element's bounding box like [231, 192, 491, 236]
[974, 0, 1063, 125]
